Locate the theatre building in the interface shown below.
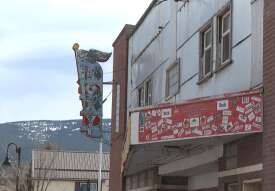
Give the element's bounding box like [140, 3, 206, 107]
[110, 0, 275, 190]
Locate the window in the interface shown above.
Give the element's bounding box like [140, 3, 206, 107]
[89, 183, 97, 191]
[138, 86, 144, 107]
[200, 25, 213, 79]
[243, 179, 262, 191]
[224, 142, 237, 170]
[115, 84, 120, 133]
[217, 8, 231, 66]
[79, 182, 97, 191]
[198, 4, 232, 83]
[226, 182, 239, 191]
[138, 79, 152, 107]
[166, 61, 180, 98]
[145, 79, 152, 105]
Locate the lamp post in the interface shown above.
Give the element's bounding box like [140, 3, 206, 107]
[1, 143, 21, 191]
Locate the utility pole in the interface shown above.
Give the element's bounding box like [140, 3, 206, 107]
[98, 135, 103, 191]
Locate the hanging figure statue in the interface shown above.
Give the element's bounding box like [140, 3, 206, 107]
[72, 43, 111, 138]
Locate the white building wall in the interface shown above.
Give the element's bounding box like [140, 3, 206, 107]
[127, 0, 177, 109]
[127, 0, 263, 110]
[33, 180, 109, 191]
[34, 180, 75, 191]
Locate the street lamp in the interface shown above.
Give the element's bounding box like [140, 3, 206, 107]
[1, 143, 21, 191]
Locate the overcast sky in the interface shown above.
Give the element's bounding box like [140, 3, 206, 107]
[0, 0, 152, 123]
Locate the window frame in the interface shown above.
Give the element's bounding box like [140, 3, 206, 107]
[78, 182, 97, 191]
[198, 2, 233, 84]
[138, 78, 152, 107]
[216, 3, 232, 71]
[145, 79, 152, 106]
[138, 85, 145, 107]
[166, 60, 180, 99]
[199, 23, 213, 83]
[203, 27, 213, 76]
[89, 183, 97, 191]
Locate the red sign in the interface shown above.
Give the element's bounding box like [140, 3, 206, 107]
[138, 90, 263, 143]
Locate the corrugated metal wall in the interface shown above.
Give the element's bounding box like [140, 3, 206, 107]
[127, 0, 263, 109]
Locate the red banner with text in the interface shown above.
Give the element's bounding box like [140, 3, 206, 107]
[138, 90, 263, 143]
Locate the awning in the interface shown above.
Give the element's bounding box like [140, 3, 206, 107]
[122, 89, 263, 175]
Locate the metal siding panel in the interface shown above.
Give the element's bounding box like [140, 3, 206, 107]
[232, 0, 252, 46]
[179, 37, 252, 101]
[178, 34, 200, 85]
[177, 0, 230, 49]
[251, 0, 263, 87]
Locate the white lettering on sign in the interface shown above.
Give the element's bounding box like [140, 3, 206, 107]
[242, 97, 250, 104]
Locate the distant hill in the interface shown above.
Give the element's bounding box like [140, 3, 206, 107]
[0, 119, 111, 162]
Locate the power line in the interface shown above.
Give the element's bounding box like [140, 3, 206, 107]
[102, 68, 127, 75]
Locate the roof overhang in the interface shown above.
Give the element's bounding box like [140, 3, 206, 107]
[123, 89, 263, 175]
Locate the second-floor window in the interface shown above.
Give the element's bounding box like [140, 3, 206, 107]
[218, 8, 231, 66]
[138, 86, 145, 107]
[138, 79, 152, 107]
[166, 61, 180, 98]
[145, 79, 152, 105]
[199, 3, 232, 82]
[199, 24, 213, 81]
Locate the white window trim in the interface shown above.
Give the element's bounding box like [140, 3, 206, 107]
[166, 61, 180, 99]
[145, 79, 152, 106]
[221, 10, 231, 64]
[203, 27, 213, 76]
[138, 79, 152, 107]
[79, 182, 97, 191]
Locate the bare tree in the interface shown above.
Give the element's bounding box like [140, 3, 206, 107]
[0, 161, 32, 191]
[32, 143, 59, 191]
[0, 143, 60, 191]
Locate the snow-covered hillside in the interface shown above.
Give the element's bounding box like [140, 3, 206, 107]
[0, 119, 111, 162]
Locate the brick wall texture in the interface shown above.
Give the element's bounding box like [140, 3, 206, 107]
[263, 0, 275, 190]
[110, 25, 135, 191]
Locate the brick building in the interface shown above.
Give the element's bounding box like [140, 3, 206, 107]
[263, 0, 275, 190]
[110, 0, 274, 191]
[110, 25, 135, 191]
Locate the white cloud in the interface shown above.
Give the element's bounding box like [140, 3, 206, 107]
[0, 0, 152, 122]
